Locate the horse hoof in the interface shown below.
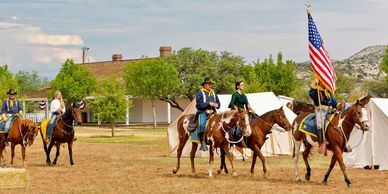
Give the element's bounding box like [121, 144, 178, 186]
[347, 183, 352, 188]
[71, 164, 76, 167]
[173, 168, 178, 174]
[224, 170, 229, 174]
[217, 169, 222, 174]
[232, 172, 238, 177]
[305, 174, 311, 181]
[322, 181, 328, 186]
[296, 179, 301, 183]
[191, 172, 196, 177]
[208, 174, 213, 178]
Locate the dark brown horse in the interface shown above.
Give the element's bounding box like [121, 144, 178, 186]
[40, 104, 82, 166]
[293, 101, 315, 115]
[172, 109, 251, 177]
[292, 100, 370, 188]
[218, 107, 292, 177]
[0, 117, 39, 167]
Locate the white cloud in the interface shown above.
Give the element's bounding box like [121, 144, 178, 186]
[0, 21, 83, 46]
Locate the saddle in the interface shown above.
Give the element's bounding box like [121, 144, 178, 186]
[298, 113, 335, 137]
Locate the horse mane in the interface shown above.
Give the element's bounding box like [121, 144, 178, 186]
[250, 109, 277, 126]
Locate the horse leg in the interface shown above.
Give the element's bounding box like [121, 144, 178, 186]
[46, 141, 55, 165]
[302, 143, 312, 181]
[208, 142, 214, 177]
[190, 143, 198, 177]
[173, 135, 188, 174]
[10, 143, 15, 166]
[334, 146, 352, 188]
[217, 148, 229, 174]
[21, 145, 26, 167]
[250, 152, 257, 176]
[253, 144, 267, 177]
[53, 142, 61, 165]
[223, 144, 237, 176]
[293, 140, 302, 182]
[68, 141, 75, 166]
[322, 154, 337, 185]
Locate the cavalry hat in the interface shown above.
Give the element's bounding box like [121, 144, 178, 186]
[6, 89, 17, 95]
[201, 77, 214, 86]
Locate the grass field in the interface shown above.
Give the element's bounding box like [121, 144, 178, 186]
[1, 126, 387, 193]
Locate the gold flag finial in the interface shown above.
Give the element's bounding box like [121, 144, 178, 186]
[306, 4, 312, 14]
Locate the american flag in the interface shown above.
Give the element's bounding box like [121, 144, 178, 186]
[308, 13, 336, 94]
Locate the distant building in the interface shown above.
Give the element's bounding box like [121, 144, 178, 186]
[24, 46, 189, 125]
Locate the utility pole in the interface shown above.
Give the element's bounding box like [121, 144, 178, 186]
[81, 47, 89, 63]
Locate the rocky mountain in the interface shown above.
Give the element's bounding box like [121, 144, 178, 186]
[296, 45, 387, 80]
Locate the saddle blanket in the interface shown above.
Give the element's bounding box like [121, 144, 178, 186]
[298, 114, 335, 137]
[0, 115, 18, 133]
[40, 118, 51, 140]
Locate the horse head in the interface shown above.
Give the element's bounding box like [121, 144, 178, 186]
[347, 100, 370, 132]
[24, 120, 40, 146]
[236, 109, 252, 137]
[70, 103, 83, 125]
[273, 107, 292, 131]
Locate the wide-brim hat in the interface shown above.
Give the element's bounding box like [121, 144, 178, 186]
[6, 89, 17, 95]
[201, 77, 214, 86]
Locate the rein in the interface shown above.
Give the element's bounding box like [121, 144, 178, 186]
[216, 111, 244, 144]
[55, 113, 75, 135]
[14, 118, 36, 147]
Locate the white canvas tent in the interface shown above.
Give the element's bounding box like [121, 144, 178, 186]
[344, 98, 388, 170]
[167, 92, 297, 157]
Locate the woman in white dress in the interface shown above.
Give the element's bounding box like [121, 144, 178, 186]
[46, 91, 65, 142]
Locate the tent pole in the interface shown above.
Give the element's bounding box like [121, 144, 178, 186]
[270, 133, 275, 156]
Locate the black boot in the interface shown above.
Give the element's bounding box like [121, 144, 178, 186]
[199, 132, 208, 151]
[317, 128, 322, 145]
[4, 133, 9, 146]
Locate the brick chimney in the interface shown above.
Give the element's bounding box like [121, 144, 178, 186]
[159, 46, 172, 57]
[112, 54, 123, 61]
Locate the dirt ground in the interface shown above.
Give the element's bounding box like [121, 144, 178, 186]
[1, 126, 387, 193]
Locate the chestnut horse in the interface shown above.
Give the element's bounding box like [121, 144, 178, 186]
[172, 109, 251, 177]
[292, 100, 370, 188]
[206, 109, 252, 177]
[40, 104, 82, 166]
[0, 117, 39, 167]
[217, 107, 292, 177]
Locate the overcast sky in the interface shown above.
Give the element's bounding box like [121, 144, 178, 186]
[0, 0, 387, 78]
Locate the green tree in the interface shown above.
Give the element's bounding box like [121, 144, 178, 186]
[15, 71, 49, 95]
[125, 58, 180, 129]
[91, 78, 131, 137]
[253, 53, 297, 96]
[165, 48, 245, 110]
[334, 70, 357, 100]
[0, 65, 19, 101]
[51, 59, 97, 104]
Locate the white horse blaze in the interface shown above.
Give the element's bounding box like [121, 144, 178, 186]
[183, 117, 190, 134]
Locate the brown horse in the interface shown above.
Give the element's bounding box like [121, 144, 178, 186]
[292, 100, 370, 187]
[206, 109, 252, 177]
[218, 107, 292, 177]
[0, 117, 39, 167]
[40, 104, 82, 166]
[172, 109, 251, 177]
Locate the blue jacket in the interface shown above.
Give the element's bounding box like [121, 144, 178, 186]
[195, 89, 220, 112]
[1, 99, 23, 114]
[309, 88, 337, 108]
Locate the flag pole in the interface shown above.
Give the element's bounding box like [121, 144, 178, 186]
[305, 4, 311, 14]
[317, 86, 327, 156]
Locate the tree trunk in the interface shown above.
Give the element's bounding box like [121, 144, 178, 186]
[152, 99, 157, 129]
[159, 97, 184, 112]
[110, 121, 115, 137]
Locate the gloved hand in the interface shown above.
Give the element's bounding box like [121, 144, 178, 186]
[1, 114, 7, 122]
[18, 111, 23, 117]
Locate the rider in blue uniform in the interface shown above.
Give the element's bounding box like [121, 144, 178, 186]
[309, 79, 337, 153]
[0, 89, 23, 146]
[189, 78, 220, 151]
